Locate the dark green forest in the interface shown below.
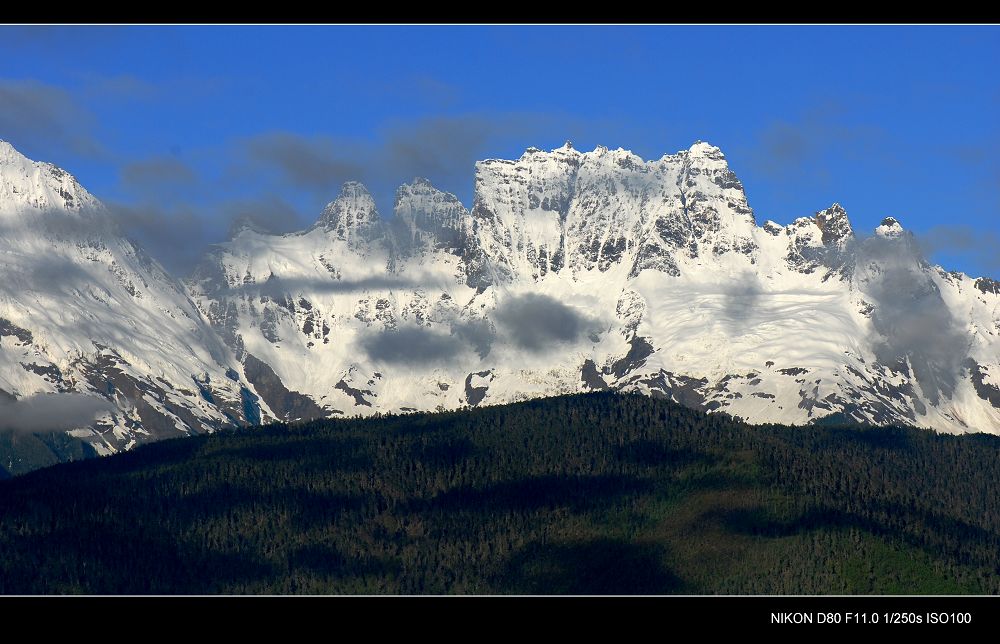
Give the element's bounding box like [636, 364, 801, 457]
[1, 392, 998, 594]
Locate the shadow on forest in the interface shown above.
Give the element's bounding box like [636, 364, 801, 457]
[417, 474, 653, 514]
[158, 484, 370, 530]
[404, 436, 477, 465]
[714, 502, 1000, 568]
[499, 539, 684, 594]
[615, 440, 718, 468]
[0, 523, 275, 594]
[288, 543, 402, 579]
[210, 436, 372, 471]
[3, 391, 1000, 594]
[824, 427, 913, 451]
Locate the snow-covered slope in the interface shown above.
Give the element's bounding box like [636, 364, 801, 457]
[0, 141, 263, 465]
[1, 137, 997, 470]
[190, 141, 1000, 434]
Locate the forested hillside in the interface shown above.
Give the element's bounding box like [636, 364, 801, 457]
[1, 392, 998, 594]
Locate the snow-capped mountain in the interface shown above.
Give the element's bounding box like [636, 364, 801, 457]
[190, 141, 1000, 435]
[0, 141, 262, 468]
[2, 138, 999, 472]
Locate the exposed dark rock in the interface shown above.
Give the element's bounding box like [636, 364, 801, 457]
[974, 277, 1000, 296]
[968, 360, 1000, 408]
[464, 370, 493, 406]
[0, 318, 33, 345]
[260, 308, 281, 344]
[609, 336, 655, 379]
[580, 360, 608, 390]
[240, 386, 262, 426]
[335, 380, 374, 408]
[192, 375, 215, 404]
[243, 353, 328, 420]
[19, 362, 64, 387]
[80, 354, 194, 441]
[635, 371, 709, 411]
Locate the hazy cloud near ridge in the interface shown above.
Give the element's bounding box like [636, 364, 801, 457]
[359, 326, 466, 365]
[745, 103, 892, 187]
[0, 80, 641, 277]
[0, 79, 104, 158]
[721, 271, 763, 334]
[245, 133, 367, 193]
[120, 156, 199, 193]
[239, 112, 595, 212]
[104, 201, 210, 274]
[854, 233, 970, 404]
[230, 274, 429, 298]
[357, 294, 599, 365]
[918, 225, 1000, 276]
[109, 112, 576, 274]
[105, 194, 308, 275]
[494, 293, 601, 352]
[0, 393, 114, 433]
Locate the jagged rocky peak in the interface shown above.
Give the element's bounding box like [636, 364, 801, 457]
[505, 140, 581, 167]
[782, 204, 858, 276]
[394, 178, 469, 249]
[554, 140, 578, 154]
[317, 181, 381, 242]
[2, 135, 1000, 474]
[0, 140, 99, 215]
[975, 277, 1000, 296]
[813, 203, 855, 247]
[875, 216, 905, 239]
[227, 215, 274, 238]
[685, 140, 726, 161]
[762, 220, 784, 236]
[0, 139, 23, 163]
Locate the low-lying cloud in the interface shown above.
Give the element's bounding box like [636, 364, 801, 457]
[0, 393, 114, 433]
[855, 233, 970, 404]
[360, 326, 464, 365]
[721, 271, 763, 333]
[918, 225, 1000, 277]
[0, 78, 104, 158]
[120, 156, 198, 193]
[240, 112, 566, 213]
[494, 293, 599, 352]
[450, 318, 494, 359]
[106, 194, 307, 275]
[225, 274, 430, 299]
[358, 294, 597, 365]
[359, 319, 496, 365]
[246, 133, 366, 193]
[748, 104, 890, 185]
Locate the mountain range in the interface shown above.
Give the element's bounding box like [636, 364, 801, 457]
[1, 138, 998, 470]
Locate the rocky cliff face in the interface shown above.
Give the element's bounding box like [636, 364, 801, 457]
[2, 138, 999, 474]
[0, 141, 261, 472]
[189, 141, 1000, 435]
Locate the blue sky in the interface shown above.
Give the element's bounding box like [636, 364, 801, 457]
[0, 25, 997, 276]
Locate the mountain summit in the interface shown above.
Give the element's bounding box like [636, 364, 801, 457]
[0, 143, 259, 468]
[2, 140, 999, 470]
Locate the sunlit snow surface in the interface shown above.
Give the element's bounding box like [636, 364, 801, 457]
[2, 138, 999, 462]
[190, 141, 1000, 434]
[0, 141, 254, 454]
